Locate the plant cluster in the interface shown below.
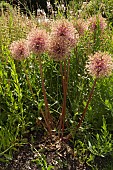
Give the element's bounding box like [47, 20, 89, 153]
[1, 2, 113, 169]
[9, 15, 113, 139]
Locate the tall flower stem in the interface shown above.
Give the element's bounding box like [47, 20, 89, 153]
[77, 78, 97, 129]
[22, 61, 51, 135]
[64, 78, 97, 141]
[38, 55, 52, 135]
[59, 57, 70, 136]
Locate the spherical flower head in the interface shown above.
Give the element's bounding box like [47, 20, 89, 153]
[27, 28, 48, 55]
[51, 19, 77, 48]
[75, 19, 88, 36]
[86, 52, 113, 78]
[87, 14, 107, 32]
[48, 36, 71, 61]
[10, 40, 29, 60]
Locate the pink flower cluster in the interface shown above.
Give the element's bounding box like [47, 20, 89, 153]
[10, 40, 29, 60]
[51, 19, 76, 46]
[10, 17, 112, 79]
[10, 19, 77, 61]
[48, 19, 77, 61]
[10, 28, 49, 60]
[73, 14, 107, 37]
[86, 52, 113, 78]
[27, 28, 49, 55]
[87, 14, 107, 32]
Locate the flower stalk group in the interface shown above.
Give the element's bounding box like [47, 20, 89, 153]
[10, 16, 113, 140]
[59, 58, 70, 137]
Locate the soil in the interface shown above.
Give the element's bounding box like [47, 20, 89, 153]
[0, 133, 91, 170]
[0, 130, 112, 170]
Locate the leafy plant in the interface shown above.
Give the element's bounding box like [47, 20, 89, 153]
[74, 117, 113, 169]
[88, 116, 112, 157]
[32, 152, 54, 170]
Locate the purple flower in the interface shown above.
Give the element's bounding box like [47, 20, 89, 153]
[27, 28, 49, 55]
[10, 40, 29, 60]
[49, 19, 78, 61]
[51, 19, 77, 48]
[87, 14, 107, 32]
[48, 37, 71, 61]
[86, 52, 113, 78]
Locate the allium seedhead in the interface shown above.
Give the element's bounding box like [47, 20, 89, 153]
[75, 19, 88, 36]
[27, 28, 48, 55]
[48, 36, 70, 61]
[51, 19, 76, 48]
[10, 40, 29, 60]
[48, 19, 78, 61]
[86, 52, 113, 78]
[87, 14, 107, 32]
